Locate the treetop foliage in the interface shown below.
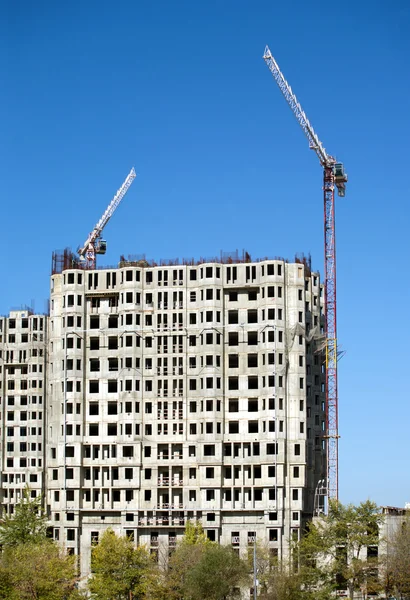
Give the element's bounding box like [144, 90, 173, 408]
[181, 520, 212, 546]
[298, 500, 386, 600]
[0, 540, 83, 600]
[89, 528, 152, 600]
[0, 488, 48, 547]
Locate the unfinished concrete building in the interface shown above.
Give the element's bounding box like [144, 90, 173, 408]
[47, 251, 326, 575]
[0, 310, 47, 512]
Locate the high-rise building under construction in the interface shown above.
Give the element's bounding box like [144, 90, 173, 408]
[45, 251, 326, 576]
[0, 310, 47, 512]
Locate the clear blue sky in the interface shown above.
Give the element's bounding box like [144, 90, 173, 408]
[1, 0, 409, 508]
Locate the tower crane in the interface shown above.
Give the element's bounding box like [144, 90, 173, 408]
[263, 46, 347, 503]
[78, 167, 136, 270]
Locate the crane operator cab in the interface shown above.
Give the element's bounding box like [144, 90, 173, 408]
[334, 162, 348, 197]
[334, 163, 345, 178]
[95, 239, 107, 254]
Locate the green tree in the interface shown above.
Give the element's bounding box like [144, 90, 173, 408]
[88, 529, 151, 600]
[0, 557, 13, 600]
[383, 515, 410, 599]
[257, 564, 306, 600]
[0, 540, 83, 600]
[139, 563, 169, 600]
[164, 521, 210, 600]
[181, 520, 211, 546]
[183, 543, 246, 600]
[0, 492, 82, 599]
[163, 521, 246, 600]
[298, 500, 383, 600]
[0, 488, 48, 547]
[245, 543, 331, 600]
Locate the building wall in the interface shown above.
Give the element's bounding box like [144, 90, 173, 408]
[0, 310, 47, 511]
[379, 505, 409, 556]
[46, 258, 326, 575]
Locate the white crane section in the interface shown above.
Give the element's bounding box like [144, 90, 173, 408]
[78, 167, 136, 268]
[263, 46, 331, 167]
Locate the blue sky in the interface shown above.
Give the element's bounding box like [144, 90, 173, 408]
[1, 0, 409, 508]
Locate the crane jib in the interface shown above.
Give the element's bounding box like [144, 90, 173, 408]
[78, 168, 136, 259]
[263, 46, 329, 165]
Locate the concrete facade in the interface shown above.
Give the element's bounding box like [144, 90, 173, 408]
[46, 257, 326, 575]
[379, 505, 410, 555]
[0, 310, 47, 511]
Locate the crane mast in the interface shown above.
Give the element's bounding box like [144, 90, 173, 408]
[263, 46, 347, 504]
[78, 167, 136, 269]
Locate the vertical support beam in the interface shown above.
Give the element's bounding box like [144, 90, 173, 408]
[323, 164, 339, 503]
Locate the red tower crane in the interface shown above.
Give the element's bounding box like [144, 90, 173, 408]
[263, 46, 347, 503]
[78, 167, 136, 269]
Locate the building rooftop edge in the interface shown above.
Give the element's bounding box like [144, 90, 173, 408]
[52, 248, 317, 276]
